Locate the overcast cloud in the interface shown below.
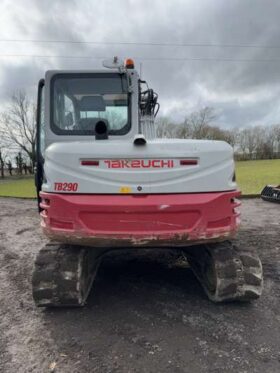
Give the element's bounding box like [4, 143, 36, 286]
[1, 0, 280, 127]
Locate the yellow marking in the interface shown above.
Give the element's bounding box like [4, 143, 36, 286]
[119, 186, 132, 194]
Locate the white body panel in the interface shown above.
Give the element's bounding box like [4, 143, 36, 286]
[42, 138, 236, 194]
[39, 65, 237, 196]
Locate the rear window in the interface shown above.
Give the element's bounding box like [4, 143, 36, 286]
[51, 73, 130, 135]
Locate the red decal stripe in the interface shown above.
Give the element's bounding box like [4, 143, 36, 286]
[81, 160, 99, 166]
[180, 159, 198, 166]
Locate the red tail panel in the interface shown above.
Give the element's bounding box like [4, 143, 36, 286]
[40, 191, 241, 247]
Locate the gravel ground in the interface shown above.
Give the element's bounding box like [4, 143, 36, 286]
[0, 198, 279, 373]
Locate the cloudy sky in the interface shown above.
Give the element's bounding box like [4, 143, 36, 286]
[1, 0, 280, 128]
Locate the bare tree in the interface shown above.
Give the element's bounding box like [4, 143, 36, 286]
[176, 117, 192, 139]
[157, 107, 217, 140]
[250, 126, 264, 159]
[0, 91, 36, 172]
[239, 128, 258, 159]
[155, 107, 279, 161]
[188, 107, 216, 139]
[252, 125, 278, 159]
[225, 128, 239, 148]
[272, 124, 280, 155]
[201, 125, 236, 145]
[6, 159, 13, 176]
[15, 152, 23, 175]
[265, 126, 275, 159]
[156, 117, 177, 138]
[0, 149, 7, 178]
[274, 124, 280, 142]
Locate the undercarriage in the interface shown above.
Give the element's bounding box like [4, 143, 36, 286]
[32, 241, 263, 307]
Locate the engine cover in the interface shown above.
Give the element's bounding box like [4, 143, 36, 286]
[42, 138, 236, 194]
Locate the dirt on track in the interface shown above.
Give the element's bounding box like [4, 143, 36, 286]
[0, 198, 279, 373]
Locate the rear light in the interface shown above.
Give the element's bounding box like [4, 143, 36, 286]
[81, 160, 99, 166]
[180, 159, 198, 166]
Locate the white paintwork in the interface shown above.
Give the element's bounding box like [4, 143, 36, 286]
[41, 63, 237, 195]
[42, 138, 236, 194]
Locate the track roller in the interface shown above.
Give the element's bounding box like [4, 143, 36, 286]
[32, 243, 103, 307]
[185, 241, 263, 302]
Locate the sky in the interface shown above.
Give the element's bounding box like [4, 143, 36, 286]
[1, 0, 280, 128]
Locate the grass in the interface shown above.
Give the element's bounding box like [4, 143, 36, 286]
[236, 159, 280, 195]
[0, 159, 279, 197]
[0, 176, 36, 198]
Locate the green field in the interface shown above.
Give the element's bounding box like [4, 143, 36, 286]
[0, 159, 279, 197]
[236, 159, 280, 195]
[0, 176, 36, 198]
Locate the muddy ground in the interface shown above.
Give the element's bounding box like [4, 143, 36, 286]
[0, 198, 279, 373]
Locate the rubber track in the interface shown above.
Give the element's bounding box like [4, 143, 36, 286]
[32, 243, 101, 307]
[185, 241, 263, 302]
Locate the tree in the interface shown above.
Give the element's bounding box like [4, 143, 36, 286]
[156, 107, 217, 140]
[175, 107, 217, 139]
[0, 91, 36, 172]
[274, 124, 280, 143]
[156, 117, 177, 138]
[188, 107, 216, 139]
[264, 126, 275, 159]
[252, 125, 277, 159]
[15, 152, 23, 175]
[155, 107, 279, 161]
[225, 128, 239, 148]
[0, 149, 7, 178]
[6, 159, 13, 176]
[176, 117, 192, 139]
[272, 124, 280, 155]
[239, 128, 258, 159]
[238, 129, 248, 157]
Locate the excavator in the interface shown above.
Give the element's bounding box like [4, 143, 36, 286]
[33, 57, 263, 307]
